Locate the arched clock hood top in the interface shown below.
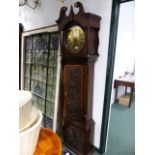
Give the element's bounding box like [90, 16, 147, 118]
[56, 2, 101, 30]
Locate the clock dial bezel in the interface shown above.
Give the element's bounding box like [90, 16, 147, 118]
[64, 25, 85, 54]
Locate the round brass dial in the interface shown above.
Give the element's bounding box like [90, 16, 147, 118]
[64, 26, 85, 54]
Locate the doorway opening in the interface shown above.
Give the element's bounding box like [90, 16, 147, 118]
[99, 0, 135, 154]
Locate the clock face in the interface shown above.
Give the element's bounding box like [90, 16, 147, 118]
[64, 26, 85, 54]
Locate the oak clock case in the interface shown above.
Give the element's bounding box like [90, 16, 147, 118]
[56, 2, 101, 155]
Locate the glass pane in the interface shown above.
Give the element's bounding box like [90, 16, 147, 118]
[37, 97, 45, 112]
[31, 65, 47, 83]
[25, 37, 33, 50]
[44, 114, 53, 129]
[48, 59, 54, 67]
[31, 80, 46, 97]
[47, 69, 52, 85]
[31, 52, 37, 63]
[24, 77, 30, 90]
[47, 84, 52, 96]
[49, 50, 55, 59]
[38, 66, 47, 83]
[48, 68, 56, 85]
[43, 52, 48, 65]
[32, 95, 45, 112]
[47, 85, 55, 102]
[50, 33, 59, 50]
[25, 52, 31, 63]
[53, 58, 57, 68]
[31, 65, 38, 80]
[38, 50, 48, 65]
[32, 94, 38, 106]
[45, 100, 55, 117]
[49, 50, 57, 67]
[33, 34, 49, 50]
[24, 64, 30, 79]
[64, 26, 85, 54]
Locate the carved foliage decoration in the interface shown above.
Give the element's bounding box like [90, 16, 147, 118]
[63, 65, 84, 121]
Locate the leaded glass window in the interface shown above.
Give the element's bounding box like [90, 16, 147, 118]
[23, 31, 59, 129]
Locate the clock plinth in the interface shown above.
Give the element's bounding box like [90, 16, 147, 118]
[56, 2, 101, 155]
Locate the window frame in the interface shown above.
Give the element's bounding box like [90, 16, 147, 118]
[21, 25, 61, 131]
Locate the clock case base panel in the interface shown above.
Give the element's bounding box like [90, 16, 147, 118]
[63, 120, 95, 155]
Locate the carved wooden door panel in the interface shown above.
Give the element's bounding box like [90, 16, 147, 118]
[63, 65, 84, 122]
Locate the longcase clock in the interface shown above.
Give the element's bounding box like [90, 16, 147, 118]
[56, 2, 101, 155]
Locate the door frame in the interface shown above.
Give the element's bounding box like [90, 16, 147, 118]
[97, 0, 134, 154]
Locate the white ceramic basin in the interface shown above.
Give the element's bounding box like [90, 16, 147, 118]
[19, 110, 42, 155]
[19, 90, 33, 131]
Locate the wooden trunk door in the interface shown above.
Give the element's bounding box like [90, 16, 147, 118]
[63, 65, 84, 122]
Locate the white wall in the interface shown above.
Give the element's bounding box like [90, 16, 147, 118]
[111, 1, 135, 104]
[19, 0, 113, 148]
